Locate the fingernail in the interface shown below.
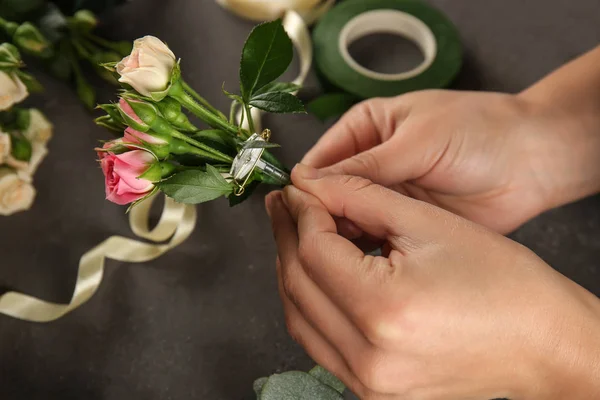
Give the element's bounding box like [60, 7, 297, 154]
[293, 163, 320, 180]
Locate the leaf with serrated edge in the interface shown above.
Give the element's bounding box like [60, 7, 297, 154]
[240, 19, 293, 100]
[250, 91, 305, 114]
[254, 82, 301, 96]
[158, 165, 233, 204]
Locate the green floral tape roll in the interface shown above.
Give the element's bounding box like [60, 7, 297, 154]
[313, 0, 462, 99]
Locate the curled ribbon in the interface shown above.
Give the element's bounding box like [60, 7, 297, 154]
[236, 10, 315, 132]
[216, 0, 335, 25]
[0, 195, 196, 322]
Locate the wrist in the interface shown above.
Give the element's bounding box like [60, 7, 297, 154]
[518, 90, 600, 211]
[530, 283, 600, 399]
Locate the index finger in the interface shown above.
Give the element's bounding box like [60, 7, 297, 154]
[282, 185, 405, 328]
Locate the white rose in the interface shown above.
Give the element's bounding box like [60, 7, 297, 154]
[216, 0, 320, 21]
[0, 132, 11, 164]
[116, 36, 176, 97]
[6, 141, 49, 181]
[24, 109, 53, 145]
[0, 71, 28, 111]
[0, 168, 36, 216]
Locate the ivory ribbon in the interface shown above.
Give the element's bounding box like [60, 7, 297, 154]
[236, 10, 314, 132]
[0, 195, 196, 322]
[216, 0, 335, 25]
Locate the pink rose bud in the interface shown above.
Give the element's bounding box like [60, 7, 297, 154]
[101, 149, 156, 205]
[124, 127, 168, 146]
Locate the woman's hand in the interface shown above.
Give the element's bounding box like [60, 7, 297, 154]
[302, 48, 600, 234]
[266, 165, 600, 399]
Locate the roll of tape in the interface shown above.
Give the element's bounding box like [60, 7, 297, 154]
[216, 0, 334, 24]
[313, 0, 462, 99]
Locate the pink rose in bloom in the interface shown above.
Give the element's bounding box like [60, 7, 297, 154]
[101, 150, 155, 205]
[124, 127, 167, 145]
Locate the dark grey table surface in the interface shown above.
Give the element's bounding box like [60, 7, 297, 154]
[1, 1, 599, 399]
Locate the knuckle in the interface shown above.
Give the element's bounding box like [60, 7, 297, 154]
[284, 314, 302, 343]
[353, 351, 392, 393]
[297, 235, 317, 267]
[350, 152, 381, 181]
[281, 268, 300, 305]
[339, 175, 375, 193]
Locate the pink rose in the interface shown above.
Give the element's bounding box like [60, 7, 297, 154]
[124, 127, 167, 146]
[101, 150, 155, 205]
[119, 98, 143, 123]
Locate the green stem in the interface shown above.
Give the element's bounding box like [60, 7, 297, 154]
[182, 80, 227, 121]
[244, 103, 256, 134]
[171, 83, 239, 136]
[166, 125, 233, 163]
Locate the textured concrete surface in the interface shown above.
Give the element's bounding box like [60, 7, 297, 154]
[0, 1, 599, 399]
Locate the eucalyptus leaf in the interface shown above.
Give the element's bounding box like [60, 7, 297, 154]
[259, 371, 344, 400]
[253, 377, 268, 397]
[250, 91, 305, 114]
[255, 82, 301, 96]
[158, 165, 233, 204]
[240, 19, 293, 101]
[308, 366, 345, 394]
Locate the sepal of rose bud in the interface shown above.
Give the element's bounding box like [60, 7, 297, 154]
[10, 134, 32, 162]
[13, 23, 52, 58]
[123, 127, 170, 159]
[95, 115, 126, 133]
[138, 161, 176, 182]
[0, 43, 22, 68]
[155, 97, 196, 132]
[117, 97, 150, 132]
[120, 97, 159, 130]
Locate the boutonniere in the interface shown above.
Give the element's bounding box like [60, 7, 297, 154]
[96, 19, 304, 209]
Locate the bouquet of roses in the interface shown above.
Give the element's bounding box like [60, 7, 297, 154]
[96, 19, 305, 209]
[0, 42, 52, 215]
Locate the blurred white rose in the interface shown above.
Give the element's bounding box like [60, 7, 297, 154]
[0, 132, 10, 164]
[0, 71, 28, 111]
[116, 36, 176, 97]
[0, 168, 35, 215]
[24, 108, 53, 144]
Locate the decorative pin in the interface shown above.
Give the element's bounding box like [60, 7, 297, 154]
[230, 129, 290, 196]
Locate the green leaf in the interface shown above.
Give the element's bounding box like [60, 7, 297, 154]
[15, 70, 43, 93]
[259, 372, 344, 400]
[249, 91, 305, 114]
[240, 19, 293, 101]
[10, 135, 32, 162]
[307, 93, 359, 122]
[75, 74, 96, 109]
[255, 82, 300, 96]
[157, 165, 233, 204]
[308, 366, 345, 394]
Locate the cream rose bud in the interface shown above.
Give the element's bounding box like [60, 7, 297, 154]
[0, 132, 11, 164]
[0, 71, 28, 111]
[0, 168, 36, 216]
[24, 109, 53, 144]
[116, 36, 176, 97]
